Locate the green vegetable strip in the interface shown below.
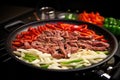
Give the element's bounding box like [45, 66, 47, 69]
[40, 64, 49, 69]
[23, 53, 38, 62]
[60, 59, 83, 64]
[95, 51, 109, 55]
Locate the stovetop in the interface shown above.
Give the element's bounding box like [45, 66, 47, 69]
[0, 8, 120, 80]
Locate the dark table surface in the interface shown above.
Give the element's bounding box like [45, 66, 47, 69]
[1, 0, 120, 24]
[0, 4, 34, 24]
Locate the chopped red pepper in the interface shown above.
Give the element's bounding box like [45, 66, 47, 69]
[12, 22, 108, 49]
[78, 11, 105, 27]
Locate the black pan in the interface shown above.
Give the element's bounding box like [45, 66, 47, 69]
[5, 19, 118, 73]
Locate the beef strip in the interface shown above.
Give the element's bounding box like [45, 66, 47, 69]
[18, 29, 109, 59]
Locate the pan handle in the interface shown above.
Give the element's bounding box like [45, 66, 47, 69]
[4, 20, 24, 32]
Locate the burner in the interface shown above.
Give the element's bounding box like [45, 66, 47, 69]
[0, 40, 11, 63]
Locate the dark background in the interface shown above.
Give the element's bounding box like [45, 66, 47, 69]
[0, 0, 120, 18]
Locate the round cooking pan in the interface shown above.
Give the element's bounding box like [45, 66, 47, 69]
[5, 19, 118, 73]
